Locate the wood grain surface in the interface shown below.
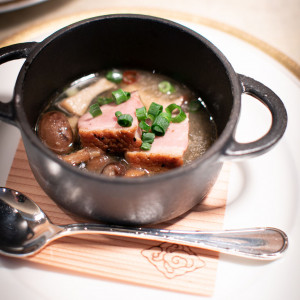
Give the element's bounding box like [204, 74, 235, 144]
[6, 140, 230, 296]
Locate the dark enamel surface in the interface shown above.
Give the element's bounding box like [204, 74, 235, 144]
[0, 15, 287, 225]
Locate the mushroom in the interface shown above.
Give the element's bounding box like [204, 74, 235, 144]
[59, 78, 117, 116]
[86, 155, 110, 172]
[38, 111, 73, 154]
[59, 147, 103, 166]
[124, 168, 147, 177]
[101, 162, 126, 177]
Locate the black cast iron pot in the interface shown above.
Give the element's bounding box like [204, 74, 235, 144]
[0, 14, 287, 225]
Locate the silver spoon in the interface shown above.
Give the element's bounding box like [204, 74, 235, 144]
[0, 187, 288, 259]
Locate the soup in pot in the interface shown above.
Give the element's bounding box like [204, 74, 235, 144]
[36, 69, 217, 177]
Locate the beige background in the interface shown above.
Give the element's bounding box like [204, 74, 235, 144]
[0, 0, 299, 65]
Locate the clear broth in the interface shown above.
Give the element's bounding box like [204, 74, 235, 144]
[36, 69, 217, 176]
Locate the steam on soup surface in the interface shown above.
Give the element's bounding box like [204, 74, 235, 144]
[36, 69, 217, 177]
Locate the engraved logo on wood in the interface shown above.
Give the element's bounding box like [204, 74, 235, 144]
[141, 243, 206, 278]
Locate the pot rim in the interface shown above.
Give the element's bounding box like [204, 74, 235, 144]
[14, 13, 241, 185]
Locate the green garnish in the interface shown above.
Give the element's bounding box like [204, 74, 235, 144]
[158, 81, 175, 94]
[89, 103, 102, 117]
[139, 120, 151, 132]
[151, 112, 171, 136]
[106, 70, 123, 83]
[115, 112, 133, 127]
[137, 101, 186, 150]
[165, 103, 187, 123]
[136, 106, 147, 121]
[148, 102, 163, 118]
[112, 89, 131, 105]
[115, 111, 122, 118]
[141, 142, 152, 151]
[142, 132, 155, 144]
[97, 97, 114, 106]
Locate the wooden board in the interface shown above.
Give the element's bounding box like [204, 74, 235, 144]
[6, 140, 230, 296]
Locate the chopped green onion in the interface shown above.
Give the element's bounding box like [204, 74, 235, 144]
[106, 70, 123, 83]
[141, 142, 152, 151]
[142, 132, 155, 144]
[112, 89, 131, 105]
[89, 103, 102, 117]
[160, 111, 172, 122]
[165, 103, 187, 123]
[116, 113, 133, 127]
[148, 102, 163, 118]
[139, 120, 151, 132]
[146, 114, 155, 121]
[188, 100, 201, 112]
[136, 107, 147, 121]
[151, 112, 171, 136]
[115, 111, 122, 118]
[97, 97, 114, 106]
[158, 81, 175, 94]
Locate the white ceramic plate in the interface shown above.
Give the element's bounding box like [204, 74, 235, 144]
[0, 17, 299, 300]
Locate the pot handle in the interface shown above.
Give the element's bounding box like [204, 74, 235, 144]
[0, 42, 37, 126]
[222, 74, 287, 160]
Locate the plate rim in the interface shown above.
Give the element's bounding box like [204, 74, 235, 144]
[0, 11, 300, 299]
[0, 7, 299, 81]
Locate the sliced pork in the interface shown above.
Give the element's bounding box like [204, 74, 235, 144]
[78, 91, 143, 153]
[60, 78, 117, 116]
[125, 115, 189, 171]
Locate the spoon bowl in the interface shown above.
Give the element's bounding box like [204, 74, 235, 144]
[0, 187, 62, 256]
[0, 187, 288, 259]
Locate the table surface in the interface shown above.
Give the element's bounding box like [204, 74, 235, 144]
[0, 1, 300, 300]
[0, 0, 299, 65]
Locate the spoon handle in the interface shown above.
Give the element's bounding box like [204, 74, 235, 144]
[59, 225, 288, 260]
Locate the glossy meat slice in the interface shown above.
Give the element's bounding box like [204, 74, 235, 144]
[60, 78, 117, 116]
[78, 91, 143, 153]
[125, 115, 189, 171]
